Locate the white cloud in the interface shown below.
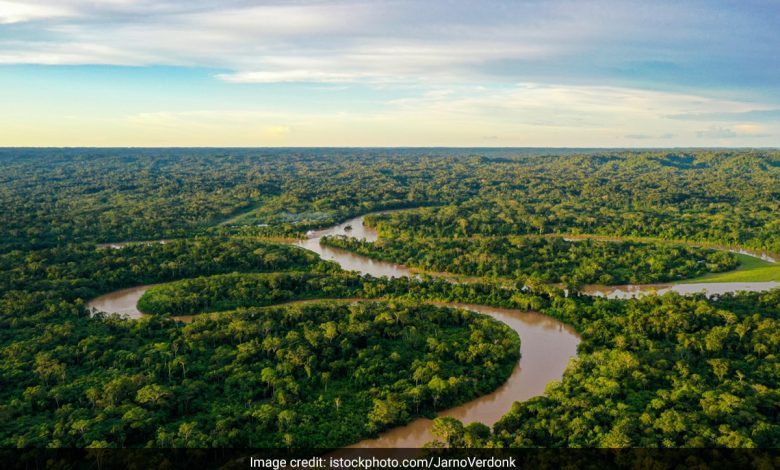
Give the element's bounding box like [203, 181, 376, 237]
[262, 125, 291, 139]
[216, 70, 378, 84]
[4, 0, 774, 88]
[1, 1, 778, 146]
[733, 123, 766, 135]
[0, 40, 157, 64]
[0, 1, 72, 24]
[696, 124, 769, 139]
[177, 4, 369, 36]
[386, 83, 761, 126]
[97, 83, 779, 146]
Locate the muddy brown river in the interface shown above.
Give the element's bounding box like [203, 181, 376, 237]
[87, 214, 580, 447]
[87, 213, 779, 447]
[349, 303, 578, 448]
[88, 284, 157, 319]
[581, 281, 780, 299]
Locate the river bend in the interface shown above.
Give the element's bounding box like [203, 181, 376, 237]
[88, 213, 779, 447]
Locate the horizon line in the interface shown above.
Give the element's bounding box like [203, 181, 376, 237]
[1, 146, 778, 150]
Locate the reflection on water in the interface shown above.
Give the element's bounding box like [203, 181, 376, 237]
[582, 281, 780, 299]
[729, 249, 777, 263]
[295, 215, 414, 278]
[96, 240, 170, 250]
[306, 215, 380, 243]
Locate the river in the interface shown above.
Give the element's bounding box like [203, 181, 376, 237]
[87, 214, 580, 447]
[87, 212, 779, 448]
[293, 216, 581, 446]
[581, 281, 780, 299]
[295, 214, 412, 278]
[88, 284, 157, 320]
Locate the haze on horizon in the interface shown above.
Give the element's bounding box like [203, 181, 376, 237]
[1, 0, 778, 147]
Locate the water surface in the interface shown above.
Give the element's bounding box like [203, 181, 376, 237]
[88, 285, 155, 319]
[582, 281, 780, 299]
[295, 215, 413, 278]
[88, 212, 780, 448]
[351, 303, 578, 448]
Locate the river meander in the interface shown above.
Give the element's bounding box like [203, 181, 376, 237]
[87, 213, 779, 447]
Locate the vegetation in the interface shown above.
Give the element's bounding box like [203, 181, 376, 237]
[431, 290, 780, 448]
[361, 151, 780, 255]
[684, 254, 780, 283]
[2, 300, 519, 447]
[0, 230, 539, 448]
[3, 149, 780, 254]
[321, 235, 738, 286]
[477, 291, 780, 448]
[0, 237, 328, 309]
[3, 148, 780, 449]
[136, 270, 558, 317]
[137, 272, 361, 315]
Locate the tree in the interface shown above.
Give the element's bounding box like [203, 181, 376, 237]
[431, 417, 464, 447]
[136, 384, 170, 406]
[367, 396, 408, 431]
[428, 377, 448, 408]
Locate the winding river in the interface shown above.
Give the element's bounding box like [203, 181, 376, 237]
[87, 213, 779, 447]
[581, 281, 780, 299]
[87, 214, 580, 447]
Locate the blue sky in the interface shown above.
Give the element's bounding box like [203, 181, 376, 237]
[1, 0, 778, 146]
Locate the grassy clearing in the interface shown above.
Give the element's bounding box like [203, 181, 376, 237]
[684, 254, 780, 283]
[215, 202, 267, 226]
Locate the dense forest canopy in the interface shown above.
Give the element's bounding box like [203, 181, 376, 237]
[2, 148, 780, 253]
[321, 235, 738, 287]
[0, 238, 328, 314]
[483, 290, 780, 448]
[1, 148, 779, 449]
[429, 291, 780, 448]
[4, 298, 518, 448]
[0, 230, 533, 448]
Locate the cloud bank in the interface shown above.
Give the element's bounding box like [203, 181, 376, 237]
[0, 0, 778, 146]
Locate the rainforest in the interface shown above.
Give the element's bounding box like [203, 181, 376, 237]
[1, 148, 779, 449]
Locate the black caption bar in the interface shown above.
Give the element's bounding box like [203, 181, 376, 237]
[2, 448, 778, 470]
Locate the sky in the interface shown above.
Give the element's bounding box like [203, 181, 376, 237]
[0, 0, 779, 147]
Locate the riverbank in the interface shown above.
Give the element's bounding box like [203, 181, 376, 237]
[87, 212, 581, 448]
[683, 253, 780, 283]
[336, 214, 780, 291]
[86, 210, 780, 447]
